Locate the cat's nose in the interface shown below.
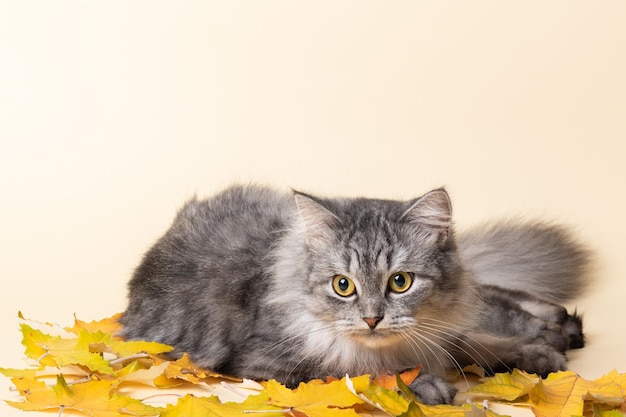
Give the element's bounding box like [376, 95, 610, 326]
[363, 317, 383, 329]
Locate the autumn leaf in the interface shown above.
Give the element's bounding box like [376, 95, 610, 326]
[398, 400, 505, 417]
[591, 403, 625, 417]
[161, 392, 285, 417]
[354, 368, 497, 417]
[529, 371, 624, 417]
[65, 313, 124, 337]
[20, 324, 117, 375]
[594, 370, 626, 400]
[7, 374, 162, 417]
[151, 352, 234, 387]
[395, 373, 419, 403]
[22, 323, 170, 371]
[115, 357, 166, 384]
[357, 379, 411, 415]
[263, 376, 366, 417]
[468, 369, 626, 417]
[79, 327, 173, 359]
[160, 394, 225, 417]
[0, 367, 37, 379]
[20, 321, 171, 377]
[107, 337, 174, 358]
[373, 366, 421, 390]
[27, 311, 171, 359]
[9, 373, 50, 399]
[342, 373, 415, 415]
[20, 323, 66, 364]
[469, 369, 540, 401]
[160, 394, 234, 417]
[6, 313, 626, 417]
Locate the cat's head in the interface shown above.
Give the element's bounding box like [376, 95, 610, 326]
[292, 188, 468, 349]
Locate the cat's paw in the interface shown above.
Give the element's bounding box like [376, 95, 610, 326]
[561, 310, 584, 349]
[408, 373, 457, 405]
[532, 327, 569, 353]
[532, 310, 585, 352]
[516, 344, 567, 378]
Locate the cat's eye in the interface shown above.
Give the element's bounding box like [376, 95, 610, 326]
[332, 275, 356, 297]
[388, 272, 412, 293]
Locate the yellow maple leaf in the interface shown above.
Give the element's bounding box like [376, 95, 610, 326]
[20, 324, 116, 375]
[529, 371, 624, 417]
[107, 337, 174, 358]
[161, 392, 284, 417]
[80, 327, 173, 359]
[344, 373, 415, 415]
[65, 313, 124, 337]
[594, 370, 626, 400]
[0, 367, 38, 379]
[7, 374, 162, 417]
[357, 380, 411, 415]
[8, 313, 626, 417]
[400, 401, 504, 417]
[469, 369, 540, 401]
[151, 352, 234, 387]
[20, 313, 171, 368]
[159, 394, 222, 417]
[263, 376, 366, 417]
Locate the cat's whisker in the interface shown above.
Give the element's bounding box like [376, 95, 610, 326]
[405, 328, 470, 389]
[403, 329, 451, 379]
[418, 318, 512, 374]
[398, 332, 435, 375]
[417, 321, 497, 372]
[410, 327, 472, 389]
[418, 325, 498, 376]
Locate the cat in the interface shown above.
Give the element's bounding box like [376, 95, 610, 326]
[120, 185, 590, 404]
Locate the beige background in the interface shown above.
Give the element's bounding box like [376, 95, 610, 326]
[1, 1, 625, 415]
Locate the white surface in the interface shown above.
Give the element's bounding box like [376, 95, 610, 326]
[1, 1, 625, 416]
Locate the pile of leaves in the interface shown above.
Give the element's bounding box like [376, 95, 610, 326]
[1, 313, 625, 417]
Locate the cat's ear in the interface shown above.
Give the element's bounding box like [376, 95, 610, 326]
[402, 189, 452, 244]
[293, 192, 340, 247]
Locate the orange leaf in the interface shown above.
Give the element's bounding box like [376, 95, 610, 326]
[372, 366, 421, 390]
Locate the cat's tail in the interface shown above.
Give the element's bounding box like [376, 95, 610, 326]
[457, 221, 592, 303]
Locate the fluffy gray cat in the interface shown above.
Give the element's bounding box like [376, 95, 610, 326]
[120, 185, 590, 404]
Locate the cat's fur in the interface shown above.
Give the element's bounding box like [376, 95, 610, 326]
[120, 185, 590, 404]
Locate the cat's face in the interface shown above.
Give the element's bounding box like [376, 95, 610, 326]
[294, 190, 465, 349]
